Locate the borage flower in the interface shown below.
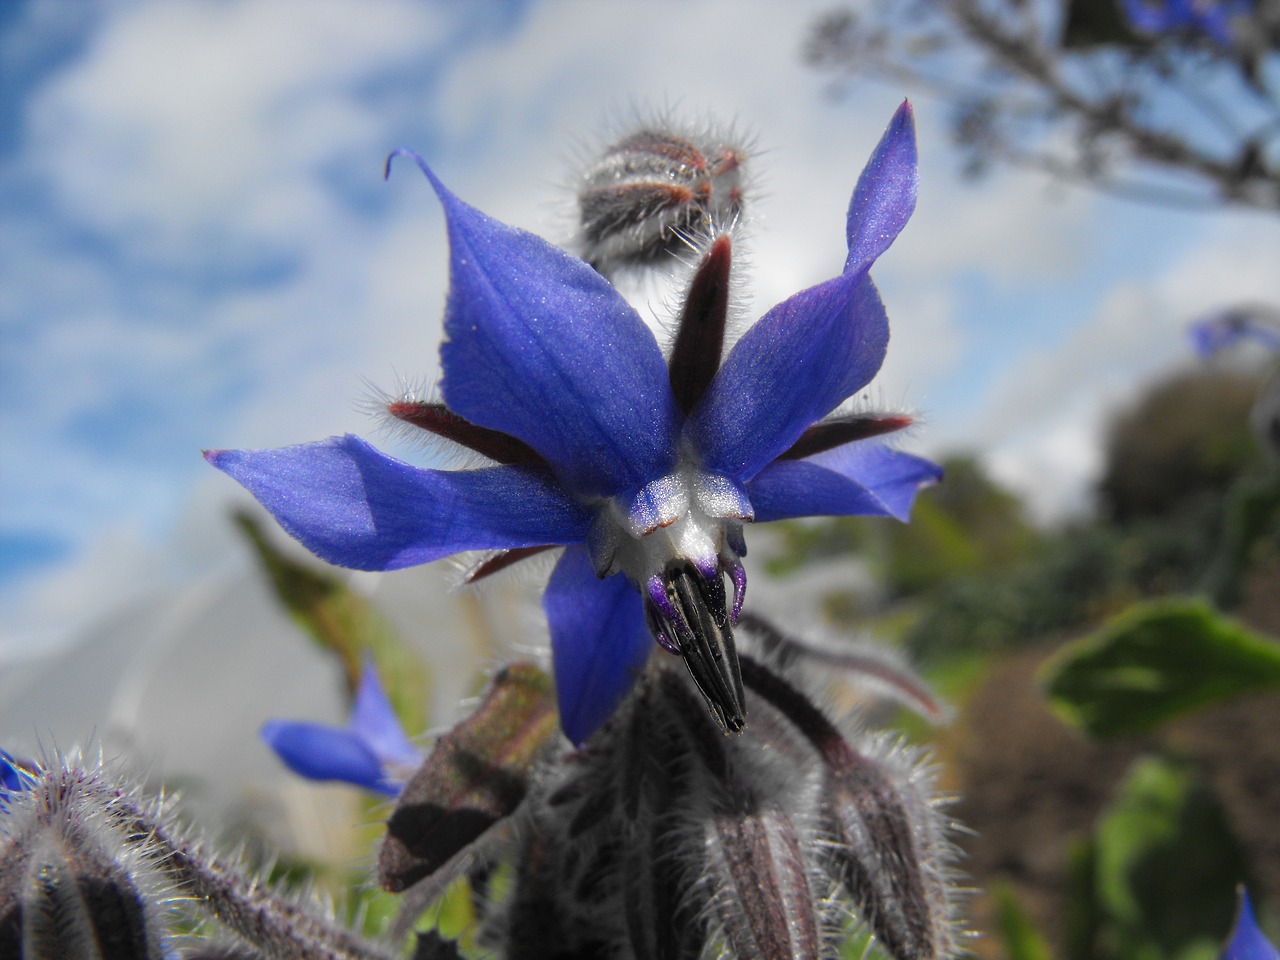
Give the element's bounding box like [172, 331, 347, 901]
[261, 660, 420, 796]
[207, 101, 938, 745]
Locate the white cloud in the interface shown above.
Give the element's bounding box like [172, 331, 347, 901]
[965, 212, 1280, 521]
[24, 0, 447, 246]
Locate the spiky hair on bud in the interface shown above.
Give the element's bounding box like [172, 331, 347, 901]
[381, 627, 967, 960]
[0, 751, 400, 960]
[0, 751, 177, 960]
[571, 112, 754, 278]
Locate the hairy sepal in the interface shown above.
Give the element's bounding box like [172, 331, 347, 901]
[379, 663, 559, 893]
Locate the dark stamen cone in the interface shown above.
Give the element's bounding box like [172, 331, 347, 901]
[664, 562, 746, 733]
[669, 234, 733, 414]
[387, 401, 548, 467]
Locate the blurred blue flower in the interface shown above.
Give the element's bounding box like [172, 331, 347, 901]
[1223, 887, 1279, 960]
[1190, 307, 1280, 357]
[209, 102, 938, 745]
[261, 660, 419, 796]
[1120, 0, 1251, 45]
[0, 749, 31, 798]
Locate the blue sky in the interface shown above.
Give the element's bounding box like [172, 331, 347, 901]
[3, 0, 1279, 660]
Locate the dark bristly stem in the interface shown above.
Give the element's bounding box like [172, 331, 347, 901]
[387, 401, 548, 467]
[778, 413, 914, 460]
[668, 234, 733, 414]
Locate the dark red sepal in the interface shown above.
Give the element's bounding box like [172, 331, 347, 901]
[464, 545, 556, 583]
[778, 413, 913, 461]
[669, 234, 733, 415]
[387, 401, 548, 467]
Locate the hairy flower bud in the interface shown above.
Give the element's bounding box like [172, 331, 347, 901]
[0, 753, 399, 960]
[386, 617, 966, 960]
[575, 121, 747, 274]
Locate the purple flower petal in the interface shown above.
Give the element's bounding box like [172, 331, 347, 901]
[686, 108, 918, 483]
[686, 272, 890, 482]
[543, 546, 652, 746]
[261, 720, 398, 796]
[350, 659, 419, 769]
[747, 443, 940, 523]
[1223, 887, 1279, 960]
[0, 748, 29, 796]
[846, 101, 919, 275]
[807, 440, 942, 520]
[389, 151, 681, 499]
[206, 435, 591, 571]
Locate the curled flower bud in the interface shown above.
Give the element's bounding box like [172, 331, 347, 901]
[575, 122, 747, 274]
[0, 755, 174, 960]
[0, 752, 399, 960]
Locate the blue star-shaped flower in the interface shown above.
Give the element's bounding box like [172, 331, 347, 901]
[260, 659, 420, 796]
[208, 102, 939, 745]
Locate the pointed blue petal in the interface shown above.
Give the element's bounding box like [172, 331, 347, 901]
[1223, 888, 1279, 960]
[846, 101, 918, 275]
[807, 441, 942, 520]
[206, 435, 591, 571]
[261, 720, 398, 796]
[685, 106, 916, 483]
[747, 443, 940, 523]
[543, 545, 651, 746]
[350, 658, 420, 769]
[686, 272, 889, 482]
[390, 151, 680, 499]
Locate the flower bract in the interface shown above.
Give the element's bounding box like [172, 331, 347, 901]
[261, 659, 419, 796]
[208, 101, 939, 745]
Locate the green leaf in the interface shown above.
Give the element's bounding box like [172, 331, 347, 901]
[1041, 599, 1280, 738]
[994, 882, 1053, 960]
[233, 509, 432, 732]
[1091, 755, 1247, 960]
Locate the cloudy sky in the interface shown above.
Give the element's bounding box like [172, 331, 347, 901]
[3, 0, 1280, 662]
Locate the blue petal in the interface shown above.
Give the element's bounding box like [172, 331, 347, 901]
[261, 720, 398, 795]
[1223, 888, 1279, 960]
[1190, 309, 1280, 357]
[0, 748, 29, 796]
[686, 272, 890, 482]
[747, 443, 941, 523]
[350, 658, 420, 769]
[206, 435, 591, 571]
[846, 101, 919, 275]
[807, 441, 942, 520]
[390, 151, 681, 499]
[543, 545, 652, 746]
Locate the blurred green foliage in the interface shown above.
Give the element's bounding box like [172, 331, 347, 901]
[234, 509, 433, 734]
[1067, 755, 1250, 960]
[1098, 369, 1266, 525]
[768, 368, 1279, 667]
[1043, 599, 1280, 738]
